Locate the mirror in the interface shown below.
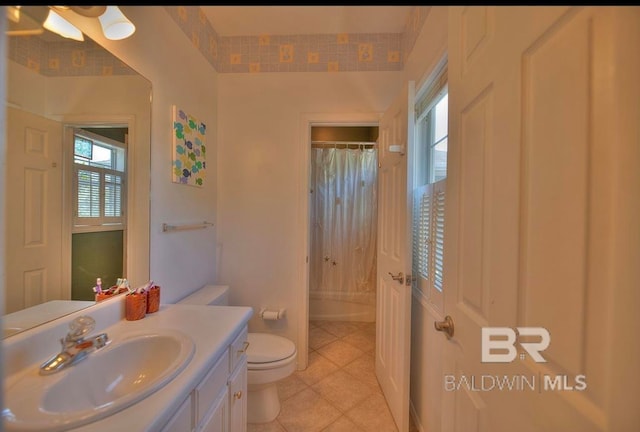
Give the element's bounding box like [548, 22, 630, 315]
[3, 6, 151, 338]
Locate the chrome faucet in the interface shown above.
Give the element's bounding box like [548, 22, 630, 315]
[39, 316, 110, 375]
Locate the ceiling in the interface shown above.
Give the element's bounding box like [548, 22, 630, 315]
[200, 6, 413, 37]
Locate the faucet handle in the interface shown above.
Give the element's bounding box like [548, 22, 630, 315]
[67, 316, 96, 341]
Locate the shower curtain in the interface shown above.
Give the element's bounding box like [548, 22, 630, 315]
[309, 147, 378, 304]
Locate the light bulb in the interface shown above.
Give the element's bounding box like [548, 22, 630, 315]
[98, 6, 135, 41]
[43, 9, 84, 41]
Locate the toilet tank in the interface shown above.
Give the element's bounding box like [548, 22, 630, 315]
[177, 285, 229, 306]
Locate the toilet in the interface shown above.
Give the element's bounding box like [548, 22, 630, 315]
[177, 285, 297, 423]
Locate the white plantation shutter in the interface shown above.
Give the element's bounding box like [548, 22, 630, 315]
[104, 173, 123, 217]
[412, 183, 432, 285]
[433, 179, 446, 292]
[76, 168, 101, 218]
[74, 165, 125, 227]
[412, 178, 446, 296]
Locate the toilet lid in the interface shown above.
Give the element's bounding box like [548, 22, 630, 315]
[247, 333, 296, 364]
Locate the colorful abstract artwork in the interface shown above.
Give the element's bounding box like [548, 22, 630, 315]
[172, 106, 206, 186]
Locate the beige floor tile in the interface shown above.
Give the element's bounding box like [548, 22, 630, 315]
[321, 415, 365, 432]
[358, 321, 376, 335]
[309, 326, 338, 350]
[342, 352, 380, 389]
[311, 369, 376, 412]
[248, 420, 287, 432]
[278, 388, 341, 432]
[341, 329, 375, 352]
[277, 373, 309, 401]
[345, 392, 398, 432]
[266, 320, 397, 432]
[316, 321, 360, 338]
[295, 351, 340, 386]
[316, 340, 364, 367]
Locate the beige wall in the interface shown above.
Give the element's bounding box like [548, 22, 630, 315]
[216, 71, 402, 342]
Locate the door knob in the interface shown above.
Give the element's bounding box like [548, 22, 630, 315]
[434, 315, 454, 338]
[388, 272, 404, 284]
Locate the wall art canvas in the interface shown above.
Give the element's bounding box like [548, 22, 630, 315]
[172, 105, 206, 186]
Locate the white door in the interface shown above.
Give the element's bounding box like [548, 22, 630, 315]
[5, 107, 63, 313]
[376, 81, 414, 432]
[441, 6, 640, 431]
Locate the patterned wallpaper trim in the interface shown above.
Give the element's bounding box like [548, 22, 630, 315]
[166, 5, 430, 74]
[7, 6, 430, 77]
[7, 34, 137, 77]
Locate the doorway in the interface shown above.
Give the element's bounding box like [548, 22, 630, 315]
[65, 125, 129, 301]
[308, 125, 379, 328]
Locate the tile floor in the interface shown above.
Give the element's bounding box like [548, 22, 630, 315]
[247, 320, 418, 432]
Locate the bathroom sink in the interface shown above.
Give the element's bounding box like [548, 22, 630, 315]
[3, 329, 195, 431]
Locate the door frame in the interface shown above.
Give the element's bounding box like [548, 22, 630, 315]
[296, 112, 382, 370]
[59, 114, 140, 297]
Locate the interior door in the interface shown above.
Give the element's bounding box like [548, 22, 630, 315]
[5, 107, 63, 313]
[376, 81, 414, 432]
[441, 6, 639, 431]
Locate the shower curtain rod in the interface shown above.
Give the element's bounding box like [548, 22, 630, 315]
[311, 140, 377, 149]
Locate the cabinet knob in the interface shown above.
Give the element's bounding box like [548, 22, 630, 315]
[237, 341, 250, 354]
[234, 390, 243, 399]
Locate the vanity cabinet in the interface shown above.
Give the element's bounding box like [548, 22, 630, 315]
[161, 326, 248, 432]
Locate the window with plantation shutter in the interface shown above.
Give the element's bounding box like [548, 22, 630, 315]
[412, 179, 446, 300]
[412, 63, 447, 309]
[73, 129, 126, 230]
[432, 180, 445, 292]
[413, 183, 432, 282]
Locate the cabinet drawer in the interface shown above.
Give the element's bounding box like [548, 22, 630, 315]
[228, 326, 249, 373]
[195, 350, 229, 426]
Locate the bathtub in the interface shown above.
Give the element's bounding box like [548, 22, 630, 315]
[309, 297, 375, 322]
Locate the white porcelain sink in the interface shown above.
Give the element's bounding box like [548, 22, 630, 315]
[3, 329, 195, 431]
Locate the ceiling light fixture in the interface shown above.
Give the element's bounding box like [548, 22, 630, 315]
[6, 6, 45, 36]
[43, 8, 84, 41]
[7, 5, 21, 24]
[41, 6, 135, 41]
[97, 6, 135, 40]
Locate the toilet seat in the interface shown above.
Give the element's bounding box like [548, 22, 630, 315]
[246, 333, 296, 371]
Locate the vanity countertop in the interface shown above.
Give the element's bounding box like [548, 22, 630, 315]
[3, 300, 95, 338]
[3, 303, 253, 432]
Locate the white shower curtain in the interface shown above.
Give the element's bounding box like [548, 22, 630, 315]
[309, 147, 378, 304]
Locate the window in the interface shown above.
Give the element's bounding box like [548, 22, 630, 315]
[73, 129, 126, 230]
[415, 67, 448, 185]
[412, 65, 447, 306]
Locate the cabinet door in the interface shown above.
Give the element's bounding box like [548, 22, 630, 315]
[199, 387, 229, 432]
[228, 358, 247, 432]
[161, 393, 193, 432]
[196, 351, 230, 427]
